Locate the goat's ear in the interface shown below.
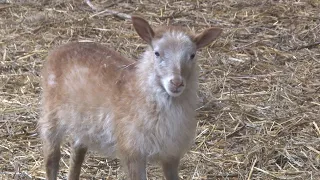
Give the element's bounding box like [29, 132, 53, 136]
[194, 27, 222, 49]
[132, 15, 155, 44]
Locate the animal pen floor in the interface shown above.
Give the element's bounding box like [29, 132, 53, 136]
[1, 0, 320, 179]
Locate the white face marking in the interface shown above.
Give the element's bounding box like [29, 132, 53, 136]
[152, 31, 196, 97]
[48, 74, 56, 86]
[161, 76, 186, 97]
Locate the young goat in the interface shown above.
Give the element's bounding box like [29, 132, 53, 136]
[39, 16, 222, 180]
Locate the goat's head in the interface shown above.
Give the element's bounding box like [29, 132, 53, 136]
[132, 16, 222, 97]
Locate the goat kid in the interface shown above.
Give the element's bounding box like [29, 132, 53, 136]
[39, 16, 222, 180]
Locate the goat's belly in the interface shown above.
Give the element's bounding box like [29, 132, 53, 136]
[73, 129, 117, 157]
[83, 137, 117, 157]
[64, 108, 118, 157]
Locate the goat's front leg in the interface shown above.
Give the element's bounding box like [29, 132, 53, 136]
[67, 143, 87, 180]
[122, 155, 147, 180]
[162, 157, 180, 180]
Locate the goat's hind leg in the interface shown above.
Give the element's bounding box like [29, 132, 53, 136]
[39, 116, 63, 180]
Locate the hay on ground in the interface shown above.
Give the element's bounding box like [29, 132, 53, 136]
[0, 0, 319, 179]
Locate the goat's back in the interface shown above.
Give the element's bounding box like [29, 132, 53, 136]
[41, 42, 135, 108]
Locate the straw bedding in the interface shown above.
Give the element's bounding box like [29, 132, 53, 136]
[0, 0, 319, 179]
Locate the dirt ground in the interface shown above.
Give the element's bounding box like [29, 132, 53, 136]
[1, 0, 320, 179]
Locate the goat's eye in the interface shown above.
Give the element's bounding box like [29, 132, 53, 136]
[155, 51, 160, 57]
[190, 53, 195, 59]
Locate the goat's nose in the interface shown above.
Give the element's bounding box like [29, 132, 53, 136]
[170, 78, 184, 87]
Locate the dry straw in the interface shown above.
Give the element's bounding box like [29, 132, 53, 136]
[1, 0, 319, 179]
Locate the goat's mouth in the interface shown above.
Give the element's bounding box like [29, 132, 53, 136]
[166, 86, 184, 97]
[159, 76, 186, 97]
